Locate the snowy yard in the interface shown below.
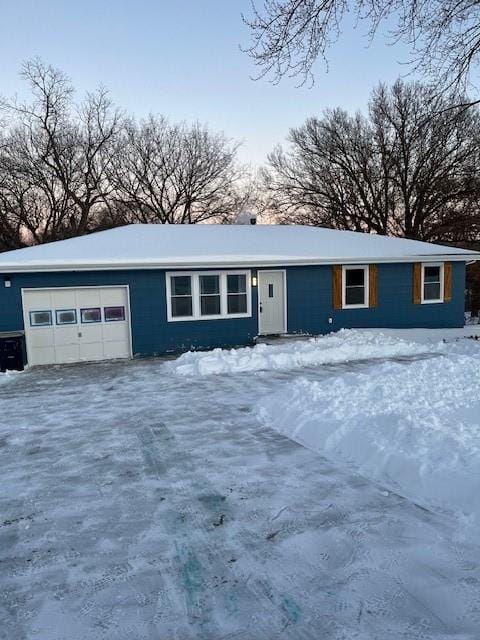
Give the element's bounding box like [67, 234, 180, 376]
[1, 329, 480, 639]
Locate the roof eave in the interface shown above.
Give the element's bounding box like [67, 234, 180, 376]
[0, 253, 478, 274]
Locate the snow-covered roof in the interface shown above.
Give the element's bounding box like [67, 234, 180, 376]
[0, 224, 477, 273]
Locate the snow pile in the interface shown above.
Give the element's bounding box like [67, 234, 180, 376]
[360, 325, 480, 343]
[257, 347, 480, 523]
[168, 329, 442, 376]
[0, 371, 19, 385]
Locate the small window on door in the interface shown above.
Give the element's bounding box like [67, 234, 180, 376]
[104, 306, 126, 322]
[29, 310, 52, 327]
[80, 307, 102, 323]
[56, 309, 77, 325]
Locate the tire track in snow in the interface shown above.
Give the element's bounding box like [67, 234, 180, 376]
[136, 421, 307, 639]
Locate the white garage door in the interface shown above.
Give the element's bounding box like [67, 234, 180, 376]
[22, 286, 132, 366]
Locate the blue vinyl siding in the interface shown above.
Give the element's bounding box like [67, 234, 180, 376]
[0, 261, 465, 363]
[286, 262, 465, 334]
[0, 270, 258, 357]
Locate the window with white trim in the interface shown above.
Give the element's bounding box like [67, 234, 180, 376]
[166, 271, 251, 321]
[227, 274, 247, 314]
[170, 275, 193, 318]
[199, 275, 221, 316]
[342, 265, 369, 308]
[422, 263, 444, 303]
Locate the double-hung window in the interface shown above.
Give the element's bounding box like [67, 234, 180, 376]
[227, 274, 247, 314]
[199, 275, 221, 316]
[167, 271, 251, 321]
[342, 265, 369, 308]
[422, 264, 444, 303]
[170, 275, 194, 318]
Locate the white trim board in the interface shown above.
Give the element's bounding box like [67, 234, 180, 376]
[341, 264, 370, 309]
[1, 254, 478, 274]
[420, 262, 445, 304]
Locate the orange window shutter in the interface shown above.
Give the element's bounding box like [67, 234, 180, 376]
[444, 262, 452, 302]
[413, 263, 422, 304]
[333, 265, 343, 310]
[369, 265, 378, 307]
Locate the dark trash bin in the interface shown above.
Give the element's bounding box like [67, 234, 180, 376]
[0, 332, 25, 372]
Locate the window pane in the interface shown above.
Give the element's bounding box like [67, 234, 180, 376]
[172, 297, 193, 317]
[200, 275, 220, 295]
[81, 308, 101, 323]
[171, 276, 191, 296]
[424, 266, 440, 283]
[228, 294, 247, 314]
[30, 311, 52, 326]
[104, 306, 125, 322]
[56, 309, 77, 325]
[200, 295, 221, 315]
[227, 274, 246, 294]
[345, 287, 365, 306]
[424, 282, 441, 300]
[345, 269, 365, 287]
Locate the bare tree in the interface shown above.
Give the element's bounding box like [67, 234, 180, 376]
[265, 80, 480, 242]
[0, 171, 25, 251]
[0, 124, 76, 244]
[0, 59, 123, 244]
[109, 115, 245, 224]
[243, 0, 480, 92]
[0, 59, 249, 250]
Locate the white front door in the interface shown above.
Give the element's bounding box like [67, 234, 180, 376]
[258, 271, 286, 335]
[22, 286, 132, 366]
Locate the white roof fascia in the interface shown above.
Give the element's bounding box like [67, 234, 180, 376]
[0, 253, 478, 273]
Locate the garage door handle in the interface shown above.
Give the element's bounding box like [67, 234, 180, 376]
[78, 332, 82, 338]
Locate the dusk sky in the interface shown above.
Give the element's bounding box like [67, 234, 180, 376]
[1, 0, 411, 165]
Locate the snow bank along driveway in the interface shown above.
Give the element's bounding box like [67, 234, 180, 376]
[170, 328, 480, 534]
[167, 328, 443, 376]
[1, 331, 480, 639]
[259, 339, 480, 530]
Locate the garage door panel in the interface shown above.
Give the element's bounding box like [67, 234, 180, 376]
[56, 345, 81, 363]
[23, 287, 131, 366]
[28, 328, 55, 348]
[52, 290, 76, 309]
[23, 290, 52, 311]
[103, 323, 129, 342]
[100, 288, 127, 305]
[31, 347, 57, 365]
[76, 290, 102, 307]
[54, 326, 80, 346]
[79, 343, 105, 361]
[80, 325, 104, 343]
[103, 341, 130, 359]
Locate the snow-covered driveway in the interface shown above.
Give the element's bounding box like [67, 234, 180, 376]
[1, 336, 480, 639]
